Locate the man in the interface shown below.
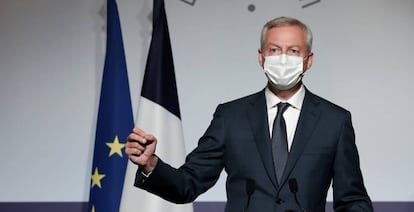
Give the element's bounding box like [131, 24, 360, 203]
[126, 16, 373, 211]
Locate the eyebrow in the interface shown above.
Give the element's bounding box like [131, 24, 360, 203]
[266, 44, 303, 50]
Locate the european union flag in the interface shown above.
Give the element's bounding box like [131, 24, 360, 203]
[88, 0, 134, 211]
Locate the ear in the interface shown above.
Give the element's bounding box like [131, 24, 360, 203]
[303, 52, 314, 72]
[258, 48, 264, 67]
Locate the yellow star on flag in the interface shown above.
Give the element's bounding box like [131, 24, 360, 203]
[91, 205, 95, 212]
[106, 135, 125, 157]
[91, 167, 105, 188]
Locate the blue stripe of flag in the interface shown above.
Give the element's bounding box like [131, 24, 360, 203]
[141, 0, 181, 119]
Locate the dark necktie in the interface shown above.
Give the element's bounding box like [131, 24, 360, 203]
[272, 102, 290, 183]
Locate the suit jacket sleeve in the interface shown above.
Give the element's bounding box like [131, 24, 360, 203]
[332, 112, 373, 211]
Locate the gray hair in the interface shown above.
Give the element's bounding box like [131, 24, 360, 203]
[260, 16, 313, 53]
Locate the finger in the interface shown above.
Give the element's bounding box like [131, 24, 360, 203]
[125, 143, 136, 153]
[125, 141, 145, 152]
[129, 133, 154, 146]
[143, 134, 156, 144]
[128, 154, 142, 165]
[127, 132, 147, 144]
[133, 149, 142, 156]
[127, 128, 145, 142]
[126, 144, 142, 155]
[132, 128, 146, 137]
[128, 151, 151, 166]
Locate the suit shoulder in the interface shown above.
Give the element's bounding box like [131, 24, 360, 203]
[210, 90, 264, 116]
[307, 90, 351, 115]
[219, 90, 263, 108]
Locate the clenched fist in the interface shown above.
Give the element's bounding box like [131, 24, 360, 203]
[125, 128, 158, 173]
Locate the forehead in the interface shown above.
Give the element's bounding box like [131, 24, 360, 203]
[264, 25, 306, 47]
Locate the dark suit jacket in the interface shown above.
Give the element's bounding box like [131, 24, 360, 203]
[135, 88, 373, 212]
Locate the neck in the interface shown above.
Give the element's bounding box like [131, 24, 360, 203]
[267, 82, 302, 101]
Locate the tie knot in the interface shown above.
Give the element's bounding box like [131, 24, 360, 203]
[277, 102, 290, 114]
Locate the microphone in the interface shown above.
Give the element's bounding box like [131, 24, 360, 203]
[288, 178, 306, 212]
[243, 179, 255, 212]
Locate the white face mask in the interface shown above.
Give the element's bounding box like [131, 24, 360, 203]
[263, 54, 305, 90]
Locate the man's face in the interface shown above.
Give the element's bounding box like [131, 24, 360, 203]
[258, 25, 313, 70]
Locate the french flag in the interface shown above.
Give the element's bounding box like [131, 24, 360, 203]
[119, 0, 193, 211]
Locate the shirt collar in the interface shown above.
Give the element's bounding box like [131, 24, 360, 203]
[265, 85, 305, 110]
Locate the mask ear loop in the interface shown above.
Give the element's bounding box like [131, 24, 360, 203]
[303, 52, 313, 61]
[301, 52, 313, 75]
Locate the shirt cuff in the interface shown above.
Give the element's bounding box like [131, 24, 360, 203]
[141, 170, 152, 178]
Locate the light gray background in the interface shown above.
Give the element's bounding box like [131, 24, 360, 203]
[1, 0, 413, 202]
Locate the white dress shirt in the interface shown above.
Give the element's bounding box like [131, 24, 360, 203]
[265, 85, 305, 151]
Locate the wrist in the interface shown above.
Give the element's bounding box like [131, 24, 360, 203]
[142, 155, 158, 174]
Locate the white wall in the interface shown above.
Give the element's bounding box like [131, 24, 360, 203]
[1, 0, 413, 202]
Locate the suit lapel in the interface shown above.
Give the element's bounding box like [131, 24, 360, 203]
[280, 89, 321, 184]
[247, 90, 279, 188]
